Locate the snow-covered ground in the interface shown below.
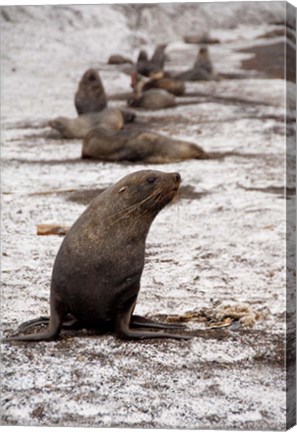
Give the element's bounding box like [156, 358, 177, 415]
[1, 3, 295, 430]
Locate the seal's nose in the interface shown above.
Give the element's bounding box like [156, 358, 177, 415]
[173, 172, 181, 183]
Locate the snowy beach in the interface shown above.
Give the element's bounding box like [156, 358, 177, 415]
[1, 3, 295, 429]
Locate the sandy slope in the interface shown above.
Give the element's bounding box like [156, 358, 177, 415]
[1, 4, 295, 430]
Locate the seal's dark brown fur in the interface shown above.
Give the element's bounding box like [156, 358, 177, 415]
[5, 170, 191, 342]
[82, 127, 208, 163]
[75, 68, 107, 115]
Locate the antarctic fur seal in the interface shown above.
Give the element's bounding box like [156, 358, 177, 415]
[128, 71, 176, 109]
[4, 170, 191, 341]
[184, 32, 220, 44]
[82, 127, 208, 163]
[193, 46, 213, 74]
[127, 89, 176, 110]
[75, 68, 107, 115]
[49, 108, 124, 139]
[108, 54, 133, 65]
[142, 77, 185, 96]
[136, 44, 167, 78]
[176, 46, 218, 81]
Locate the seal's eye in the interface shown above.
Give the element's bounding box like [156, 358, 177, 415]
[119, 186, 126, 193]
[147, 176, 156, 185]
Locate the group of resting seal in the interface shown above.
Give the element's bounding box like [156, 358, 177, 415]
[49, 66, 208, 163]
[3, 43, 219, 344]
[4, 170, 191, 342]
[49, 44, 216, 140]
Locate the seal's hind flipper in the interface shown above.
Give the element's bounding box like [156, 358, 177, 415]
[116, 297, 192, 340]
[131, 315, 186, 329]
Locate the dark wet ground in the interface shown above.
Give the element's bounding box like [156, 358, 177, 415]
[240, 41, 296, 82]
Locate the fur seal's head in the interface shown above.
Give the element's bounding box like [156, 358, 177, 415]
[198, 46, 209, 58]
[137, 50, 149, 62]
[80, 68, 103, 88]
[108, 170, 181, 219]
[75, 68, 107, 115]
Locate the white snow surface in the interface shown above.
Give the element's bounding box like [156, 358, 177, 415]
[0, 3, 294, 430]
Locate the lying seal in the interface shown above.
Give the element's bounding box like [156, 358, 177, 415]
[128, 89, 176, 109]
[75, 68, 107, 115]
[82, 127, 208, 163]
[184, 32, 220, 44]
[108, 54, 133, 65]
[49, 108, 124, 139]
[5, 170, 191, 341]
[128, 71, 176, 109]
[142, 77, 185, 96]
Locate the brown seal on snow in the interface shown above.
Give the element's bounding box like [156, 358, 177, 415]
[75, 68, 107, 115]
[108, 54, 133, 65]
[49, 108, 124, 139]
[175, 46, 218, 81]
[128, 71, 176, 109]
[142, 77, 185, 96]
[184, 32, 220, 45]
[4, 170, 191, 342]
[82, 127, 207, 163]
[136, 44, 167, 78]
[128, 88, 176, 109]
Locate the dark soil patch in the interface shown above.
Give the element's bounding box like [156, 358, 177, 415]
[256, 27, 295, 44]
[8, 157, 96, 165]
[6, 151, 280, 168]
[184, 91, 271, 107]
[177, 185, 209, 200]
[66, 188, 106, 205]
[239, 41, 295, 82]
[65, 184, 209, 205]
[208, 151, 281, 162]
[238, 183, 295, 198]
[5, 322, 284, 367]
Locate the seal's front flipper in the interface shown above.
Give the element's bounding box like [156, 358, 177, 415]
[115, 298, 192, 340]
[131, 315, 186, 329]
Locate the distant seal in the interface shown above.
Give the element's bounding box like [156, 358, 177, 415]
[128, 88, 176, 109]
[82, 127, 208, 163]
[184, 32, 220, 44]
[142, 77, 185, 96]
[176, 46, 218, 81]
[5, 170, 191, 341]
[150, 44, 167, 71]
[75, 68, 107, 115]
[193, 46, 213, 74]
[136, 44, 167, 78]
[49, 108, 124, 139]
[108, 54, 133, 65]
[128, 71, 176, 109]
